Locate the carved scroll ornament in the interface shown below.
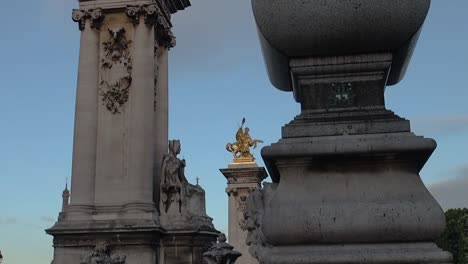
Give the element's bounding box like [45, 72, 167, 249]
[72, 8, 104, 31]
[126, 4, 167, 26]
[126, 4, 175, 49]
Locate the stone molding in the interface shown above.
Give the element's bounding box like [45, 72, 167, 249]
[72, 8, 104, 31]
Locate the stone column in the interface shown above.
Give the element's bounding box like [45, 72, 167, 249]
[153, 40, 170, 205]
[68, 9, 103, 213]
[126, 7, 157, 210]
[220, 163, 267, 264]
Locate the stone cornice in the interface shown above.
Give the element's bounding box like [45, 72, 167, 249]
[72, 8, 104, 31]
[78, 0, 190, 14]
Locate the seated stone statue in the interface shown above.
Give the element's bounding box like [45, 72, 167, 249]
[160, 140, 214, 230]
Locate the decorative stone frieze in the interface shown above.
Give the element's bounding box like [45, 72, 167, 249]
[72, 8, 104, 31]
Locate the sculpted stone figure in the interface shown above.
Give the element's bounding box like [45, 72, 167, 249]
[161, 140, 188, 213]
[203, 233, 241, 264]
[226, 118, 263, 163]
[160, 140, 216, 230]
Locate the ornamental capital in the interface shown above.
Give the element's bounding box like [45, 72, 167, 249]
[156, 29, 176, 49]
[126, 4, 168, 27]
[72, 8, 104, 31]
[126, 3, 172, 28]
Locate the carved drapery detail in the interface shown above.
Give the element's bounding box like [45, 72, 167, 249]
[99, 28, 133, 114]
[72, 8, 104, 31]
[80, 243, 126, 264]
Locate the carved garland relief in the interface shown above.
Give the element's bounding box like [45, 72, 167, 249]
[99, 28, 133, 114]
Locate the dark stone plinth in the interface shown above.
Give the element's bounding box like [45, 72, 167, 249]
[246, 1, 453, 264]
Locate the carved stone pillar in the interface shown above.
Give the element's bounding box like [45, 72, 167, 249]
[124, 5, 158, 211]
[153, 30, 173, 205]
[220, 164, 268, 264]
[47, 1, 206, 264]
[68, 8, 103, 216]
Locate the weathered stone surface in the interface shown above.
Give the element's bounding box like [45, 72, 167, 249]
[46, 1, 217, 263]
[247, 1, 452, 264]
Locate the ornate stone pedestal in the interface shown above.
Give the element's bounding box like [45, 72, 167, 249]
[221, 163, 267, 264]
[246, 1, 453, 264]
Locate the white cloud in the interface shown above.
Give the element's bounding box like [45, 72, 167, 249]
[412, 114, 468, 136]
[5, 217, 18, 225]
[428, 163, 468, 210]
[40, 216, 55, 223]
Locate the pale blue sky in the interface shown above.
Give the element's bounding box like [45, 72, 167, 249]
[0, 1, 467, 263]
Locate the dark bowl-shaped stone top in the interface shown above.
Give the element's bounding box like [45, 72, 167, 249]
[252, 0, 431, 91]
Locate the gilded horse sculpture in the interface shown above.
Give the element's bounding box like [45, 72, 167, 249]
[226, 118, 263, 163]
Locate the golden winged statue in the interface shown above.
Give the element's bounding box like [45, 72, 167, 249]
[226, 118, 263, 163]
